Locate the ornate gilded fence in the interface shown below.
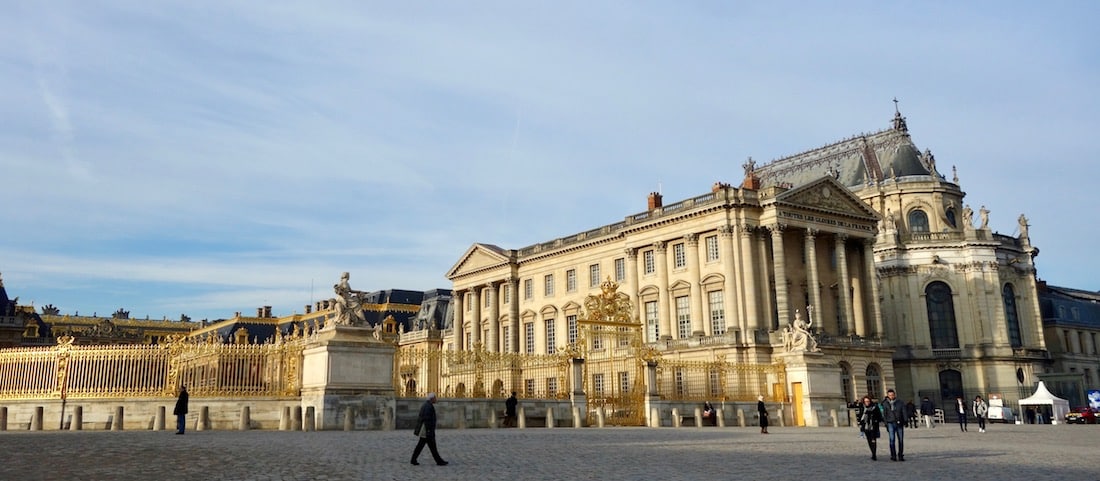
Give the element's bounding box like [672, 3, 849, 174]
[395, 347, 573, 400]
[0, 335, 305, 400]
[655, 356, 785, 402]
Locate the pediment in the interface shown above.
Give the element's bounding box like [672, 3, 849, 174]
[776, 176, 878, 220]
[446, 243, 512, 279]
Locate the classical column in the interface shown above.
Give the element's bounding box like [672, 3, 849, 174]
[756, 230, 774, 332]
[864, 238, 883, 338]
[719, 225, 742, 336]
[655, 241, 672, 340]
[835, 234, 855, 336]
[739, 225, 761, 333]
[509, 277, 521, 353]
[805, 229, 822, 331]
[470, 286, 482, 349]
[686, 234, 706, 336]
[626, 248, 640, 324]
[487, 282, 500, 352]
[769, 224, 790, 331]
[453, 289, 465, 351]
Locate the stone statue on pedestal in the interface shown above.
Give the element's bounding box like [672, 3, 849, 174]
[333, 272, 367, 327]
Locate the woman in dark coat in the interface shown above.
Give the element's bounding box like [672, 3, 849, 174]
[857, 395, 883, 460]
[757, 395, 769, 434]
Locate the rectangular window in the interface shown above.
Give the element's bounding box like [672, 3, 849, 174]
[544, 274, 555, 296]
[676, 295, 691, 338]
[502, 325, 511, 352]
[566, 269, 576, 293]
[709, 290, 726, 335]
[525, 379, 535, 397]
[503, 284, 511, 304]
[466, 292, 472, 312]
[708, 369, 720, 398]
[593, 373, 605, 397]
[619, 371, 630, 395]
[614, 258, 626, 281]
[567, 314, 578, 346]
[524, 279, 533, 300]
[547, 377, 558, 398]
[545, 318, 556, 354]
[675, 368, 685, 397]
[643, 250, 656, 274]
[589, 264, 600, 288]
[645, 300, 659, 342]
[525, 322, 535, 353]
[673, 243, 686, 269]
[705, 235, 720, 262]
[485, 290, 491, 308]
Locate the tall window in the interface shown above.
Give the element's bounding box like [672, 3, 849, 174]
[708, 368, 720, 397]
[676, 295, 691, 338]
[619, 371, 630, 395]
[708, 290, 726, 335]
[645, 301, 659, 341]
[926, 281, 960, 349]
[946, 208, 957, 228]
[485, 290, 491, 307]
[545, 319, 556, 354]
[1003, 283, 1023, 348]
[589, 264, 600, 287]
[840, 362, 853, 404]
[546, 377, 558, 397]
[524, 379, 535, 397]
[643, 250, 656, 274]
[675, 368, 686, 397]
[466, 292, 472, 311]
[524, 279, 533, 300]
[614, 258, 626, 281]
[909, 209, 930, 233]
[565, 269, 576, 292]
[593, 373, 605, 396]
[524, 322, 535, 353]
[705, 235, 720, 262]
[567, 314, 578, 345]
[544, 274, 555, 296]
[866, 364, 882, 400]
[503, 284, 511, 304]
[502, 325, 511, 352]
[673, 243, 686, 269]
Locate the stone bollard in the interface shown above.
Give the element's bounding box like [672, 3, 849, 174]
[240, 406, 252, 431]
[518, 406, 527, 429]
[546, 408, 554, 429]
[154, 406, 164, 431]
[111, 406, 124, 431]
[0, 406, 6, 431]
[830, 409, 838, 427]
[280, 406, 290, 431]
[73, 406, 84, 431]
[343, 406, 354, 431]
[490, 409, 499, 429]
[32, 406, 44, 431]
[672, 408, 682, 428]
[596, 408, 605, 428]
[292, 406, 303, 431]
[650, 407, 660, 428]
[381, 405, 394, 431]
[196, 406, 209, 431]
[777, 407, 785, 427]
[572, 406, 582, 428]
[717, 408, 726, 428]
[737, 408, 746, 427]
[694, 407, 703, 428]
[303, 406, 315, 431]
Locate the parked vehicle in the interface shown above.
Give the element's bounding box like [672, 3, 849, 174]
[1064, 407, 1097, 424]
[987, 406, 1015, 423]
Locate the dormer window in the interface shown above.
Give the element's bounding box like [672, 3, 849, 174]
[908, 209, 930, 233]
[945, 208, 957, 228]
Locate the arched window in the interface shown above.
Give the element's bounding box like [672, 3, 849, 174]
[939, 369, 963, 401]
[1003, 283, 1022, 348]
[908, 209, 930, 233]
[926, 281, 959, 349]
[840, 362, 854, 404]
[865, 364, 882, 400]
[945, 208, 957, 228]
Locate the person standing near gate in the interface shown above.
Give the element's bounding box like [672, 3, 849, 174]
[757, 395, 769, 434]
[410, 393, 448, 466]
[505, 392, 518, 428]
[173, 385, 189, 435]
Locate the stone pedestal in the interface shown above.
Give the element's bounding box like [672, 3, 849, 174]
[775, 350, 843, 427]
[300, 326, 396, 430]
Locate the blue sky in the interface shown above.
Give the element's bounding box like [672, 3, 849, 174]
[2, 1, 1098, 321]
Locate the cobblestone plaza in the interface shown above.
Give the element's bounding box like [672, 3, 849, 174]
[1, 424, 1094, 481]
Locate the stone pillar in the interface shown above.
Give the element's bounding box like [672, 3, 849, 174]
[685, 234, 706, 336]
[299, 326, 397, 431]
[470, 287, 482, 349]
[655, 241, 672, 339]
[196, 406, 209, 431]
[111, 406, 124, 431]
[509, 277, 521, 353]
[836, 235, 854, 335]
[343, 406, 354, 431]
[487, 282, 499, 352]
[770, 225, 790, 331]
[740, 226, 760, 333]
[643, 360, 660, 427]
[518, 406, 527, 429]
[303, 406, 315, 431]
[72, 405, 84, 431]
[31, 406, 43, 431]
[280, 406, 291, 431]
[719, 226, 742, 336]
[240, 406, 252, 430]
[570, 357, 586, 427]
[756, 231, 774, 334]
[153, 406, 163, 431]
[452, 289, 465, 351]
[626, 248, 641, 334]
[0, 406, 6, 431]
[805, 229, 822, 329]
[292, 406, 303, 431]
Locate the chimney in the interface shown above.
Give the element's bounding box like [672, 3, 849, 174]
[264, 306, 272, 318]
[647, 192, 663, 210]
[305, 305, 312, 314]
[712, 181, 731, 192]
[256, 307, 264, 318]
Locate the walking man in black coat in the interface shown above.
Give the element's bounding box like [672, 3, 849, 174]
[505, 392, 518, 428]
[173, 385, 189, 435]
[411, 393, 448, 466]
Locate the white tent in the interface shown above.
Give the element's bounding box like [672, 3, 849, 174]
[1018, 381, 1071, 424]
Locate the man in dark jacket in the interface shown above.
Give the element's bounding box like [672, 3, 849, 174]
[505, 392, 518, 427]
[173, 386, 189, 435]
[880, 389, 905, 461]
[920, 396, 935, 429]
[410, 393, 448, 466]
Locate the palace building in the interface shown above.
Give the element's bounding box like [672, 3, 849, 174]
[445, 108, 1049, 412]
